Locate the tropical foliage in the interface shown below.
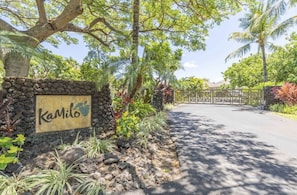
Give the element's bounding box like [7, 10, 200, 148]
[224, 54, 266, 88]
[273, 83, 297, 106]
[226, 0, 297, 82]
[0, 0, 251, 77]
[177, 77, 208, 92]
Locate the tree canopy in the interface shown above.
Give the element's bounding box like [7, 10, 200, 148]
[0, 0, 253, 77]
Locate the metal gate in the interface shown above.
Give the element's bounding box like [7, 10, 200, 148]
[174, 89, 263, 105]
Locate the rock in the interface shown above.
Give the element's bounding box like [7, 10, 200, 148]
[5, 162, 23, 175]
[105, 173, 114, 181]
[61, 146, 85, 165]
[103, 153, 119, 165]
[118, 161, 129, 170]
[90, 171, 101, 180]
[115, 184, 124, 192]
[117, 139, 131, 149]
[121, 169, 132, 181]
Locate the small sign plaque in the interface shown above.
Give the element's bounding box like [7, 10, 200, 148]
[35, 95, 91, 133]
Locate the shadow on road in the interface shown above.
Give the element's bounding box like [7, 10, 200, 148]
[143, 111, 297, 194]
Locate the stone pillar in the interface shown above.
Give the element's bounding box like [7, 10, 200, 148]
[263, 86, 282, 110]
[152, 90, 164, 112]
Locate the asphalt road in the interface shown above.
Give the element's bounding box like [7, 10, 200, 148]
[118, 104, 297, 195]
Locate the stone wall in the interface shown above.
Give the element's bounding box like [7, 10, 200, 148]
[263, 86, 283, 110]
[1, 77, 115, 152]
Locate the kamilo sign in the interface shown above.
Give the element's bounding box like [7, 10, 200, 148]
[35, 95, 91, 133]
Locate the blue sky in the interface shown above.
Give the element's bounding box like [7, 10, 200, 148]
[44, 9, 296, 83]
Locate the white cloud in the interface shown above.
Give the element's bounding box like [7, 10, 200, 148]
[183, 62, 199, 68]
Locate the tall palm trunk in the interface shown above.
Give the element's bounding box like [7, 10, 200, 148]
[260, 44, 268, 82]
[128, 0, 141, 100]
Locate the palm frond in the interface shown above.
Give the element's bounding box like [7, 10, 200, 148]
[228, 31, 255, 43]
[225, 44, 251, 62]
[270, 16, 297, 39]
[267, 42, 284, 52]
[268, 0, 287, 18]
[255, 0, 286, 28]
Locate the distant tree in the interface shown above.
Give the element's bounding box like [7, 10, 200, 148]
[226, 0, 297, 82]
[177, 77, 207, 92]
[224, 54, 264, 88]
[268, 32, 297, 84]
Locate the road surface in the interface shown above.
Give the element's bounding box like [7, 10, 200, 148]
[118, 104, 297, 195]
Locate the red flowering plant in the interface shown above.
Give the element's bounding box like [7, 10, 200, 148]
[112, 92, 133, 120]
[273, 83, 297, 106]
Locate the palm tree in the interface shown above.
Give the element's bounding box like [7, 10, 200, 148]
[226, 0, 297, 82]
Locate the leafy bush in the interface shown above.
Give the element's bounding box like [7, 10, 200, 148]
[269, 103, 297, 115]
[283, 105, 297, 115]
[269, 103, 285, 113]
[116, 112, 140, 139]
[0, 134, 25, 170]
[129, 100, 156, 119]
[273, 83, 297, 106]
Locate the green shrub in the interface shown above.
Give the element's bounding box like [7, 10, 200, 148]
[116, 112, 140, 139]
[129, 100, 156, 119]
[269, 103, 285, 113]
[269, 103, 297, 115]
[283, 105, 297, 115]
[0, 134, 25, 170]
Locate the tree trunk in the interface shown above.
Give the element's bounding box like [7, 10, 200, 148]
[3, 51, 31, 77]
[0, 0, 83, 77]
[128, 0, 141, 100]
[131, 0, 140, 66]
[260, 44, 268, 82]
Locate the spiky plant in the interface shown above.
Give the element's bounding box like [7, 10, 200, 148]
[75, 178, 105, 195]
[0, 170, 32, 195]
[136, 112, 167, 148]
[29, 151, 85, 195]
[80, 132, 116, 158]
